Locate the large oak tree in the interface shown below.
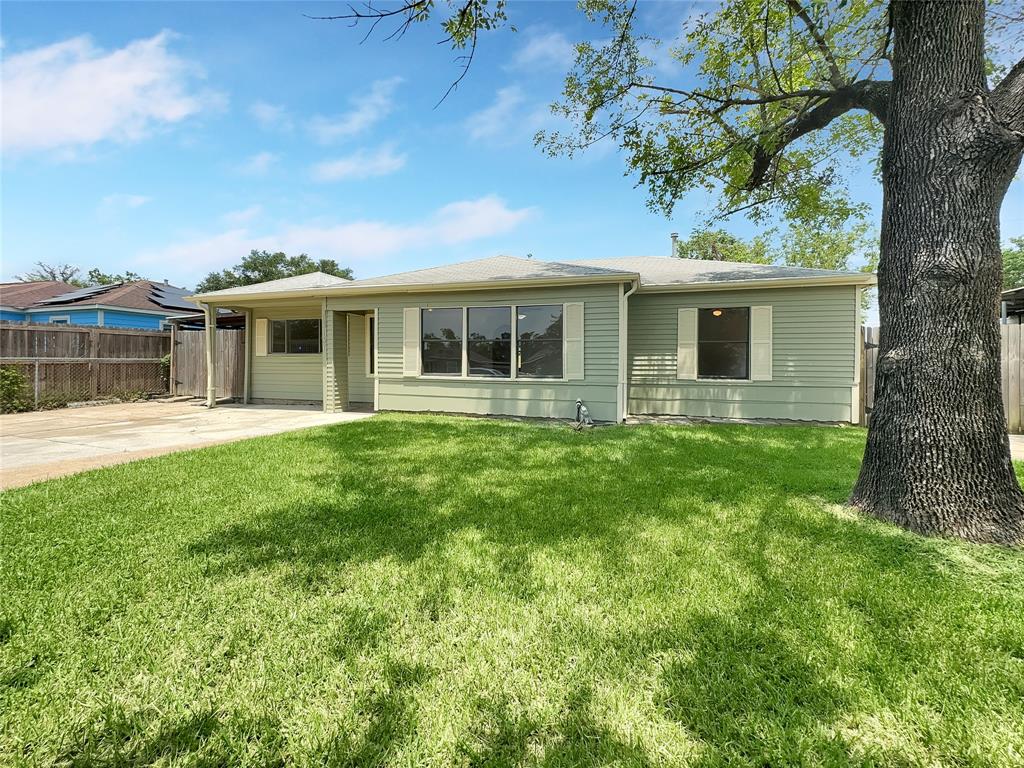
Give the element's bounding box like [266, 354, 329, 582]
[323, 0, 1024, 544]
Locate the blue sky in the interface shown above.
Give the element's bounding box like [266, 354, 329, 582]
[2, 1, 1022, 291]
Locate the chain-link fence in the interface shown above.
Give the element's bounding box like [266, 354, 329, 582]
[0, 323, 170, 413]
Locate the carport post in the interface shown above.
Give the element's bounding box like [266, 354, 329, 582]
[243, 309, 252, 404]
[204, 303, 217, 408]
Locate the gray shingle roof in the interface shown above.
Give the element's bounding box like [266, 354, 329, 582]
[191, 254, 872, 301]
[192, 256, 632, 299]
[341, 255, 633, 288]
[570, 256, 868, 287]
[194, 271, 352, 299]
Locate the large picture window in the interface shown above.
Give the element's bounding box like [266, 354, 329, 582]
[270, 318, 321, 354]
[421, 307, 463, 375]
[517, 305, 563, 378]
[467, 307, 512, 378]
[698, 307, 749, 379]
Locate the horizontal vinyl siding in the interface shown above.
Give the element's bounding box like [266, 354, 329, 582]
[628, 286, 858, 422]
[0, 311, 27, 322]
[24, 310, 100, 325]
[328, 283, 622, 422]
[101, 310, 166, 329]
[251, 304, 323, 402]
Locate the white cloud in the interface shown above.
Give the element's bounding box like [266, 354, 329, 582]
[135, 195, 535, 278]
[310, 146, 407, 182]
[249, 101, 292, 132]
[466, 86, 526, 140]
[99, 193, 151, 211]
[1, 31, 221, 153]
[465, 86, 552, 144]
[307, 77, 402, 143]
[221, 205, 263, 225]
[237, 151, 277, 176]
[509, 29, 574, 70]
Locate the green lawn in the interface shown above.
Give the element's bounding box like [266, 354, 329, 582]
[2, 414, 1023, 767]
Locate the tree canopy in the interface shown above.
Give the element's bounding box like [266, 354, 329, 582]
[15, 262, 86, 287]
[1004, 237, 1024, 289]
[195, 251, 354, 293]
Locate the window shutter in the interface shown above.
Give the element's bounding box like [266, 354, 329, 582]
[750, 305, 773, 381]
[254, 318, 268, 357]
[403, 307, 420, 376]
[676, 308, 698, 379]
[564, 302, 585, 380]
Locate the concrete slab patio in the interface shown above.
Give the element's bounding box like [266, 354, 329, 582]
[0, 401, 373, 490]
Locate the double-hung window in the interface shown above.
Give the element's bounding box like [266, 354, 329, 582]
[421, 308, 463, 375]
[270, 319, 321, 354]
[697, 307, 749, 379]
[516, 304, 563, 378]
[468, 307, 512, 377]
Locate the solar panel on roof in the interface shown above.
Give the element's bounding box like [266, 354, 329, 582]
[149, 283, 199, 311]
[37, 283, 119, 305]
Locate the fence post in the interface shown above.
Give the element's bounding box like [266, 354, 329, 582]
[89, 328, 100, 399]
[33, 360, 40, 409]
[169, 322, 177, 396]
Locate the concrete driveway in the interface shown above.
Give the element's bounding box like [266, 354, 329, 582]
[1011, 434, 1024, 462]
[0, 401, 373, 490]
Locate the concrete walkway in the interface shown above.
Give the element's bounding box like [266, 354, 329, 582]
[1011, 434, 1024, 462]
[0, 401, 373, 490]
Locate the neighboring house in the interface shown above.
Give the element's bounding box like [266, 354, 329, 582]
[1002, 286, 1024, 324]
[189, 255, 876, 423]
[0, 280, 196, 329]
[0, 281, 79, 322]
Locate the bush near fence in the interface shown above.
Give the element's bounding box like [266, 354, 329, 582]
[0, 323, 171, 412]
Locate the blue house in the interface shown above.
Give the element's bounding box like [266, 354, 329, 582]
[0, 280, 196, 329]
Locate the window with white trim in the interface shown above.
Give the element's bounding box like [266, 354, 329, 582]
[697, 307, 749, 379]
[516, 305, 563, 378]
[468, 306, 512, 378]
[270, 319, 321, 354]
[421, 308, 463, 375]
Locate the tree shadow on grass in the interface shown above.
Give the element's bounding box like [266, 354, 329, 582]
[174, 416, 1019, 764]
[458, 687, 658, 768]
[185, 417, 876, 592]
[53, 661, 432, 767]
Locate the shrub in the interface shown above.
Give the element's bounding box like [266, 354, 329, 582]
[0, 366, 32, 413]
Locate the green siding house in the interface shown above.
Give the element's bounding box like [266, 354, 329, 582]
[190, 255, 874, 424]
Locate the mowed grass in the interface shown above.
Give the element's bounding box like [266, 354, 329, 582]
[2, 414, 1023, 767]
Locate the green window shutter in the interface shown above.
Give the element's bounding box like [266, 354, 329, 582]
[564, 302, 585, 380]
[403, 307, 420, 376]
[254, 318, 268, 357]
[676, 307, 697, 380]
[750, 305, 773, 381]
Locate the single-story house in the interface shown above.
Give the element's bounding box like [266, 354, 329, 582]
[0, 280, 196, 329]
[0, 281, 79, 322]
[189, 255, 876, 423]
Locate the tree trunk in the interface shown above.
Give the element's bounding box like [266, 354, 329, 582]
[851, 0, 1024, 545]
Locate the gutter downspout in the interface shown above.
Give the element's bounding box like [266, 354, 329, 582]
[618, 279, 640, 422]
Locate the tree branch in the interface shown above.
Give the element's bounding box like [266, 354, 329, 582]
[992, 55, 1024, 135]
[785, 0, 845, 88]
[747, 79, 889, 188]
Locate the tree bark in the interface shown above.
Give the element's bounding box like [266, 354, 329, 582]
[851, 0, 1024, 545]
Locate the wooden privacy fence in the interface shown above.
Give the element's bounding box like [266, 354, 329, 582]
[861, 324, 1024, 433]
[170, 327, 245, 399]
[0, 323, 170, 409]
